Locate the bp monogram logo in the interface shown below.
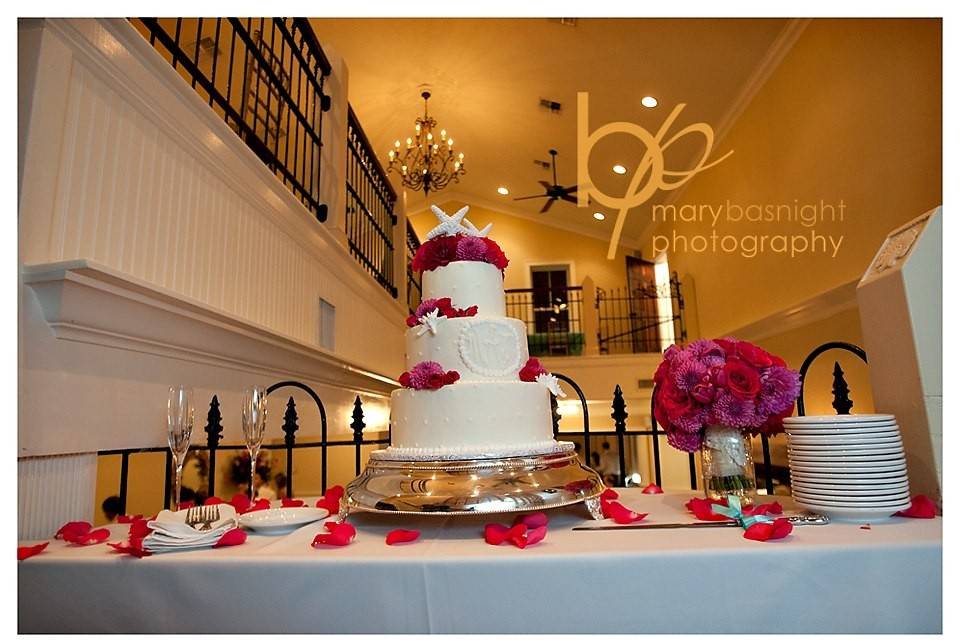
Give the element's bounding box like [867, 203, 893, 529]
[576, 92, 734, 258]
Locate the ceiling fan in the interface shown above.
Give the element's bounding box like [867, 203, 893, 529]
[513, 149, 579, 213]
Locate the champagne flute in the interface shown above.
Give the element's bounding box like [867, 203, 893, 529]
[241, 386, 268, 502]
[167, 385, 194, 512]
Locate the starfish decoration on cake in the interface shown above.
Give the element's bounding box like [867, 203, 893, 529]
[535, 373, 566, 398]
[425, 205, 493, 240]
[415, 308, 445, 336]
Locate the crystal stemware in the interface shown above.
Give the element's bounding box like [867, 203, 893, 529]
[241, 386, 268, 502]
[166, 385, 194, 511]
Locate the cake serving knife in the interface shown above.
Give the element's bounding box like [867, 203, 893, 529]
[572, 512, 829, 531]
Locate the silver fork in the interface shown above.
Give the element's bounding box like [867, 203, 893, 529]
[185, 505, 218, 531]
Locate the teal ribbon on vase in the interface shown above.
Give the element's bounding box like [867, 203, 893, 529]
[710, 496, 772, 530]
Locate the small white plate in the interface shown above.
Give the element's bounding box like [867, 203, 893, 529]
[788, 441, 904, 453]
[787, 435, 902, 447]
[784, 424, 899, 436]
[791, 488, 910, 503]
[789, 460, 906, 471]
[792, 500, 908, 523]
[793, 493, 910, 508]
[783, 414, 895, 424]
[788, 453, 905, 464]
[792, 480, 909, 492]
[791, 470, 908, 482]
[239, 507, 329, 534]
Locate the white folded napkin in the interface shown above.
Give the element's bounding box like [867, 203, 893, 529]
[144, 504, 240, 553]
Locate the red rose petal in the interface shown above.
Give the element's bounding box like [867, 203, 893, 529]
[129, 518, 151, 541]
[484, 523, 513, 546]
[315, 485, 345, 514]
[312, 521, 356, 547]
[746, 501, 783, 516]
[203, 497, 225, 506]
[281, 498, 305, 508]
[860, 524, 872, 530]
[520, 525, 547, 548]
[65, 528, 110, 545]
[603, 501, 648, 525]
[743, 517, 793, 542]
[386, 529, 421, 545]
[247, 499, 270, 513]
[116, 514, 144, 523]
[600, 488, 619, 503]
[55, 521, 92, 540]
[641, 483, 664, 494]
[108, 539, 151, 558]
[230, 494, 251, 514]
[178, 501, 195, 510]
[895, 495, 937, 518]
[686, 497, 731, 521]
[213, 528, 247, 547]
[513, 512, 549, 529]
[17, 542, 48, 561]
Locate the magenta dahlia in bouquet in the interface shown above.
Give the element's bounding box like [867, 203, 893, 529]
[653, 338, 800, 452]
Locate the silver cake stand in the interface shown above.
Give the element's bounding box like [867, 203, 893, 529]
[341, 442, 606, 520]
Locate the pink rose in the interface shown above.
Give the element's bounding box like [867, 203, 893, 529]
[718, 360, 761, 400]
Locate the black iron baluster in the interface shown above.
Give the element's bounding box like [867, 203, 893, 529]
[648, 389, 663, 488]
[163, 449, 173, 510]
[281, 397, 299, 497]
[688, 452, 698, 491]
[550, 394, 561, 438]
[205, 395, 224, 499]
[266, 381, 327, 493]
[118, 451, 130, 516]
[797, 341, 868, 416]
[612, 385, 628, 487]
[554, 373, 590, 468]
[760, 433, 773, 494]
[831, 362, 854, 415]
[351, 396, 366, 475]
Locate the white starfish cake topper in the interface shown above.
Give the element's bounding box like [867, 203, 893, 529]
[425, 205, 493, 240]
[415, 308, 445, 337]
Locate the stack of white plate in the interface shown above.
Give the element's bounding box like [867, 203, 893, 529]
[784, 414, 910, 522]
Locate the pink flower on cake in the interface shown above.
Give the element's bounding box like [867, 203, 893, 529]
[481, 238, 509, 270]
[399, 361, 460, 390]
[406, 298, 479, 329]
[456, 235, 488, 261]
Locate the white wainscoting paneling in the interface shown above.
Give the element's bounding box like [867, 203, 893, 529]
[19, 454, 98, 540]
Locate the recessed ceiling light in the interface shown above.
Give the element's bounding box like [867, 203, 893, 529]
[641, 96, 658, 108]
[612, 165, 627, 175]
[497, 186, 509, 195]
[593, 212, 606, 221]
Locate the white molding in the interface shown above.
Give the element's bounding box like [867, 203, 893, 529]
[22, 260, 399, 396]
[39, 18, 406, 324]
[729, 279, 859, 343]
[637, 18, 811, 250]
[406, 190, 645, 250]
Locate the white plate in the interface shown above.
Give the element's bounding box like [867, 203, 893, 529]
[783, 414, 895, 424]
[788, 442, 904, 453]
[792, 470, 908, 482]
[789, 460, 906, 472]
[793, 493, 910, 508]
[788, 453, 905, 464]
[792, 488, 910, 503]
[239, 507, 329, 534]
[787, 434, 902, 446]
[791, 500, 908, 523]
[784, 424, 899, 436]
[792, 480, 910, 493]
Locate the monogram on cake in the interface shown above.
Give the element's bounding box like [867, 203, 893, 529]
[378, 205, 570, 461]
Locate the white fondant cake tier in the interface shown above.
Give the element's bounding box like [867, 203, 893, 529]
[405, 317, 529, 381]
[421, 261, 506, 316]
[390, 381, 553, 453]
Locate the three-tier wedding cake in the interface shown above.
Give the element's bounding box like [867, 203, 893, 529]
[379, 205, 568, 460]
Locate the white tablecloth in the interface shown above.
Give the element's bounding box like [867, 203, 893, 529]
[18, 490, 941, 633]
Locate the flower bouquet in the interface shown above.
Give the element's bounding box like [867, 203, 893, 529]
[653, 338, 800, 503]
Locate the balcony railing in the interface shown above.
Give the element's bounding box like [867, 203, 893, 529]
[597, 275, 686, 354]
[131, 18, 332, 220]
[406, 222, 423, 314]
[505, 275, 686, 356]
[346, 106, 397, 298]
[505, 287, 586, 357]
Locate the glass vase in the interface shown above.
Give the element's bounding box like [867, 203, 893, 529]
[700, 424, 757, 505]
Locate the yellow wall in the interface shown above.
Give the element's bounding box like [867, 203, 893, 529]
[410, 201, 633, 292]
[651, 18, 941, 338]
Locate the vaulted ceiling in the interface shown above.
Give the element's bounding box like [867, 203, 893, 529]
[310, 18, 792, 246]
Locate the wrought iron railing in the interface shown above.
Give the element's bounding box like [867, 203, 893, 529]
[346, 106, 398, 298]
[131, 18, 332, 220]
[597, 273, 686, 354]
[406, 222, 422, 314]
[505, 286, 586, 357]
[97, 342, 865, 514]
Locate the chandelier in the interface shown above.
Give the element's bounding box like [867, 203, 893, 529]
[387, 91, 465, 195]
